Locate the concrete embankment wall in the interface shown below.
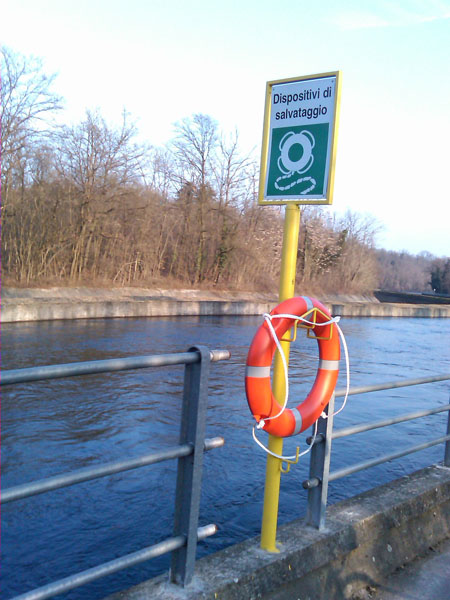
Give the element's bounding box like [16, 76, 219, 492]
[105, 464, 450, 600]
[2, 288, 450, 322]
[330, 301, 450, 318]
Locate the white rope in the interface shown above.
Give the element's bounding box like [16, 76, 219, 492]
[251, 309, 351, 461]
[327, 321, 350, 418]
[259, 312, 345, 426]
[252, 419, 319, 462]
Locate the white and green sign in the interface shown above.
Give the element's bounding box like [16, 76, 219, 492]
[259, 72, 341, 205]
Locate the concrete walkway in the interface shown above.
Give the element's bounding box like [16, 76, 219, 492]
[367, 539, 450, 600]
[104, 465, 450, 600]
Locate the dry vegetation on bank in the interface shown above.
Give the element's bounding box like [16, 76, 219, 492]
[2, 48, 449, 295]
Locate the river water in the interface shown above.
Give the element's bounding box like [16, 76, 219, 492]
[2, 315, 450, 599]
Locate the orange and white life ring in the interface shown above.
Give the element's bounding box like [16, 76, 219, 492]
[245, 296, 340, 438]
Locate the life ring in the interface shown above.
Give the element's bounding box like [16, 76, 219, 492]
[245, 296, 340, 438]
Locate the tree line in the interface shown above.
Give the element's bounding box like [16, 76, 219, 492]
[2, 47, 447, 294]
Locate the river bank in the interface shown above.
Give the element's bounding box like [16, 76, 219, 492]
[2, 287, 450, 322]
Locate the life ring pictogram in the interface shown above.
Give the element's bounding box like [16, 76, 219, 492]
[278, 130, 315, 175]
[245, 296, 340, 438]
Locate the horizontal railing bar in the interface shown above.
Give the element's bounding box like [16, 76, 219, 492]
[1, 437, 225, 504]
[1, 349, 230, 386]
[334, 373, 450, 398]
[9, 524, 217, 600]
[1, 353, 198, 385]
[328, 434, 450, 482]
[2, 363, 444, 391]
[333, 404, 450, 439]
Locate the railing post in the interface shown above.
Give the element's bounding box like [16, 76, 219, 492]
[445, 401, 450, 467]
[170, 346, 211, 586]
[305, 393, 335, 530]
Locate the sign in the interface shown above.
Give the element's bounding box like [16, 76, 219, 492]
[259, 72, 341, 205]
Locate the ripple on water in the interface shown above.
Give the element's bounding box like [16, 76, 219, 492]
[1, 315, 449, 599]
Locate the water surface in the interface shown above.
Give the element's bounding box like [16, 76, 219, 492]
[2, 316, 449, 599]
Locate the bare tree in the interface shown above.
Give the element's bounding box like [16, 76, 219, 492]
[295, 209, 381, 293]
[53, 110, 148, 279]
[170, 114, 218, 283]
[1, 47, 62, 204]
[147, 147, 176, 199]
[329, 211, 380, 293]
[430, 258, 450, 294]
[209, 132, 254, 283]
[298, 208, 344, 285]
[171, 114, 217, 186]
[376, 249, 437, 292]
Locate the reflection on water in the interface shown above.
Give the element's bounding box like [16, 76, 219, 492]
[1, 316, 449, 599]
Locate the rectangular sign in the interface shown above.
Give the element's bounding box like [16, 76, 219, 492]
[258, 72, 341, 205]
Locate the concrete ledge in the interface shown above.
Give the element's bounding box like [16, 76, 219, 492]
[1, 287, 277, 322]
[331, 302, 450, 318]
[4, 300, 450, 323]
[0, 299, 276, 322]
[104, 464, 450, 600]
[2, 286, 450, 322]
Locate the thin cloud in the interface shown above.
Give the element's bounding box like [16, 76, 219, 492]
[333, 12, 390, 30]
[330, 1, 450, 30]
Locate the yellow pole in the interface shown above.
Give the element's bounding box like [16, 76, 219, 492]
[260, 203, 301, 552]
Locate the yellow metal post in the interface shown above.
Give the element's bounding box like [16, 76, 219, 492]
[260, 203, 301, 552]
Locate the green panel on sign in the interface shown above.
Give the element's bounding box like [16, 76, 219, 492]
[266, 123, 329, 197]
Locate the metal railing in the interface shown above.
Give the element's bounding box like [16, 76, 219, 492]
[1, 345, 230, 600]
[303, 373, 450, 530]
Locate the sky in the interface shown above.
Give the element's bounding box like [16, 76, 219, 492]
[3, 0, 450, 256]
